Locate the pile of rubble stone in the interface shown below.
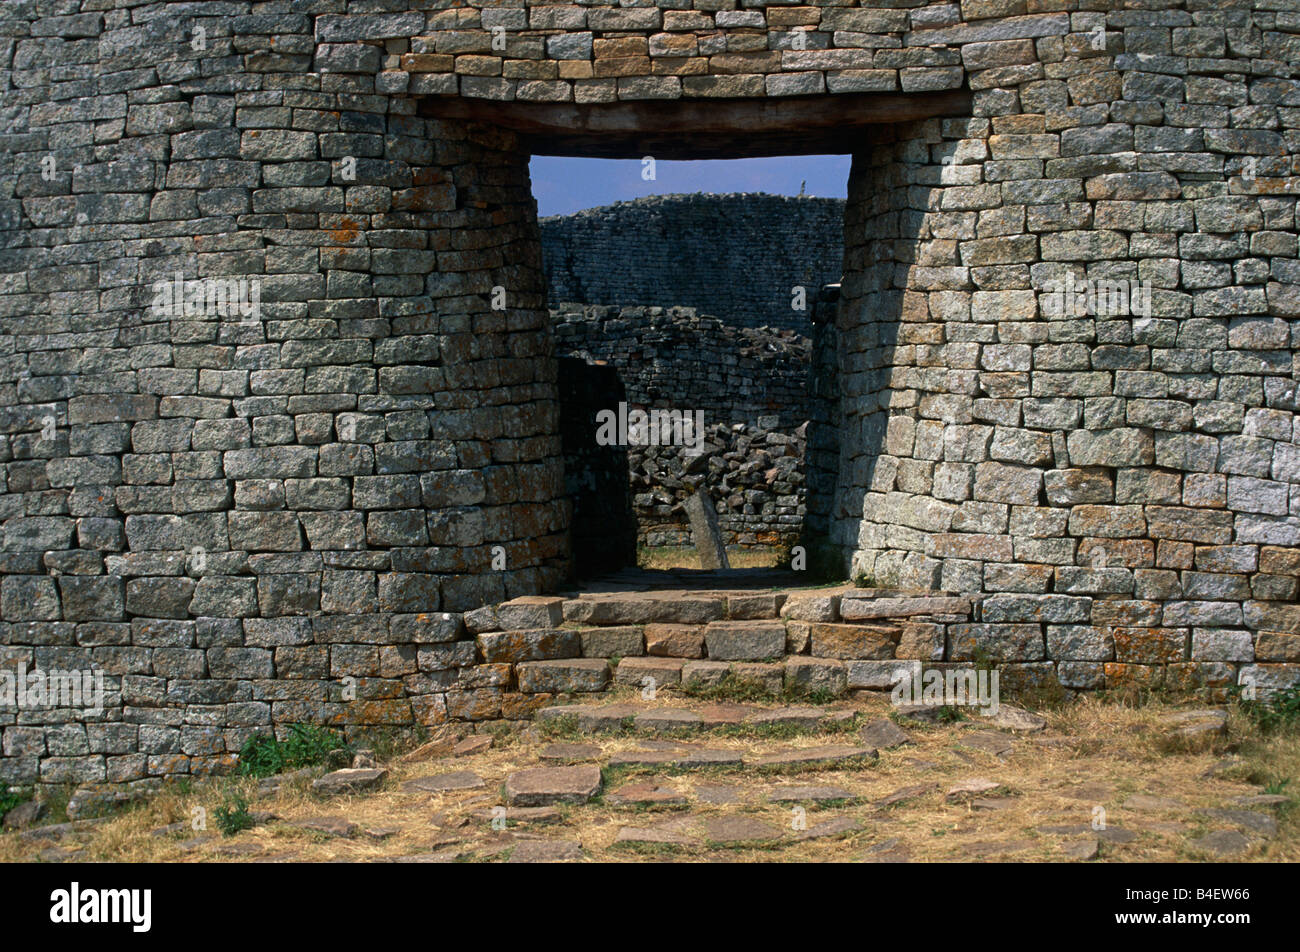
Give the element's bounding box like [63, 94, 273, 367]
[631, 416, 807, 548]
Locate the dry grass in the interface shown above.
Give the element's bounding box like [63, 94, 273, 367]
[3, 690, 1297, 864]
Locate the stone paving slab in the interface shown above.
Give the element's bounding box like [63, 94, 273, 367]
[746, 706, 829, 729]
[471, 807, 563, 825]
[957, 731, 1017, 756]
[607, 750, 680, 768]
[536, 703, 641, 731]
[1188, 830, 1253, 857]
[945, 778, 1004, 801]
[615, 826, 695, 848]
[1123, 794, 1186, 811]
[507, 840, 584, 863]
[768, 785, 861, 804]
[859, 719, 913, 749]
[311, 768, 388, 796]
[748, 745, 878, 769]
[701, 815, 784, 846]
[673, 749, 745, 769]
[859, 837, 911, 863]
[538, 743, 603, 763]
[874, 784, 938, 809]
[402, 771, 486, 793]
[697, 703, 758, 727]
[607, 781, 690, 808]
[504, 766, 603, 807]
[1196, 808, 1277, 837]
[795, 816, 863, 842]
[635, 708, 703, 731]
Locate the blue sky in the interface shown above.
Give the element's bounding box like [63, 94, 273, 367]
[530, 155, 852, 217]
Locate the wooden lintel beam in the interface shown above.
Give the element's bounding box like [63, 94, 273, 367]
[417, 90, 971, 159]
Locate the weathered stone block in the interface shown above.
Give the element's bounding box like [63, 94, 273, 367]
[809, 622, 898, 660]
[644, 624, 705, 658]
[497, 596, 564, 630]
[517, 659, 610, 694]
[703, 620, 786, 660]
[614, 656, 683, 687]
[477, 629, 580, 664]
[785, 657, 848, 696]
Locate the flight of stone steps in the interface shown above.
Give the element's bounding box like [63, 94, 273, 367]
[462, 585, 975, 714]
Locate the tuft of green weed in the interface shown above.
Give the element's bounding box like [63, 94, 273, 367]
[236, 723, 351, 778]
[783, 684, 838, 705]
[536, 713, 583, 739]
[0, 787, 33, 821]
[1232, 683, 1300, 733]
[346, 725, 427, 762]
[214, 791, 254, 837]
[679, 674, 779, 703]
[1263, 777, 1292, 803]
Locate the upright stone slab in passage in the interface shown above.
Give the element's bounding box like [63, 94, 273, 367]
[684, 491, 729, 570]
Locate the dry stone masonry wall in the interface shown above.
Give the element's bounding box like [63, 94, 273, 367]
[0, 0, 1298, 787]
[630, 417, 808, 550]
[541, 194, 846, 331]
[552, 303, 811, 426]
[831, 9, 1300, 699]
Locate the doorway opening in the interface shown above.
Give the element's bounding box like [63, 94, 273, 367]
[531, 154, 850, 576]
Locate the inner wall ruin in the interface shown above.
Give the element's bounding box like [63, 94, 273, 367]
[1, 0, 1299, 785]
[553, 302, 812, 551]
[541, 193, 845, 330]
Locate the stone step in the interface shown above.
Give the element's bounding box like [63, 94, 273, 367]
[512, 652, 930, 696]
[839, 594, 973, 621]
[452, 587, 981, 713]
[535, 701, 862, 734]
[747, 745, 878, 769]
[564, 595, 726, 626]
[504, 765, 603, 807]
[604, 742, 877, 774]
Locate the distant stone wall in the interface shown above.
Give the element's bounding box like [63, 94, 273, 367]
[541, 194, 845, 331]
[552, 303, 811, 427]
[552, 303, 811, 549]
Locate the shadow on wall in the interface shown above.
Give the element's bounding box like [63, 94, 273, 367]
[816, 144, 914, 584]
[555, 356, 638, 578]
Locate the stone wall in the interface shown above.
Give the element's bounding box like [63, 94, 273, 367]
[541, 193, 845, 331]
[556, 357, 637, 577]
[804, 286, 844, 549]
[551, 302, 810, 427]
[631, 417, 807, 550]
[552, 302, 811, 549]
[0, 4, 574, 786]
[831, 44, 1300, 696]
[1, 0, 1298, 787]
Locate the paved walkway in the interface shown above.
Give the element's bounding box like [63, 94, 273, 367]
[6, 693, 1287, 864]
